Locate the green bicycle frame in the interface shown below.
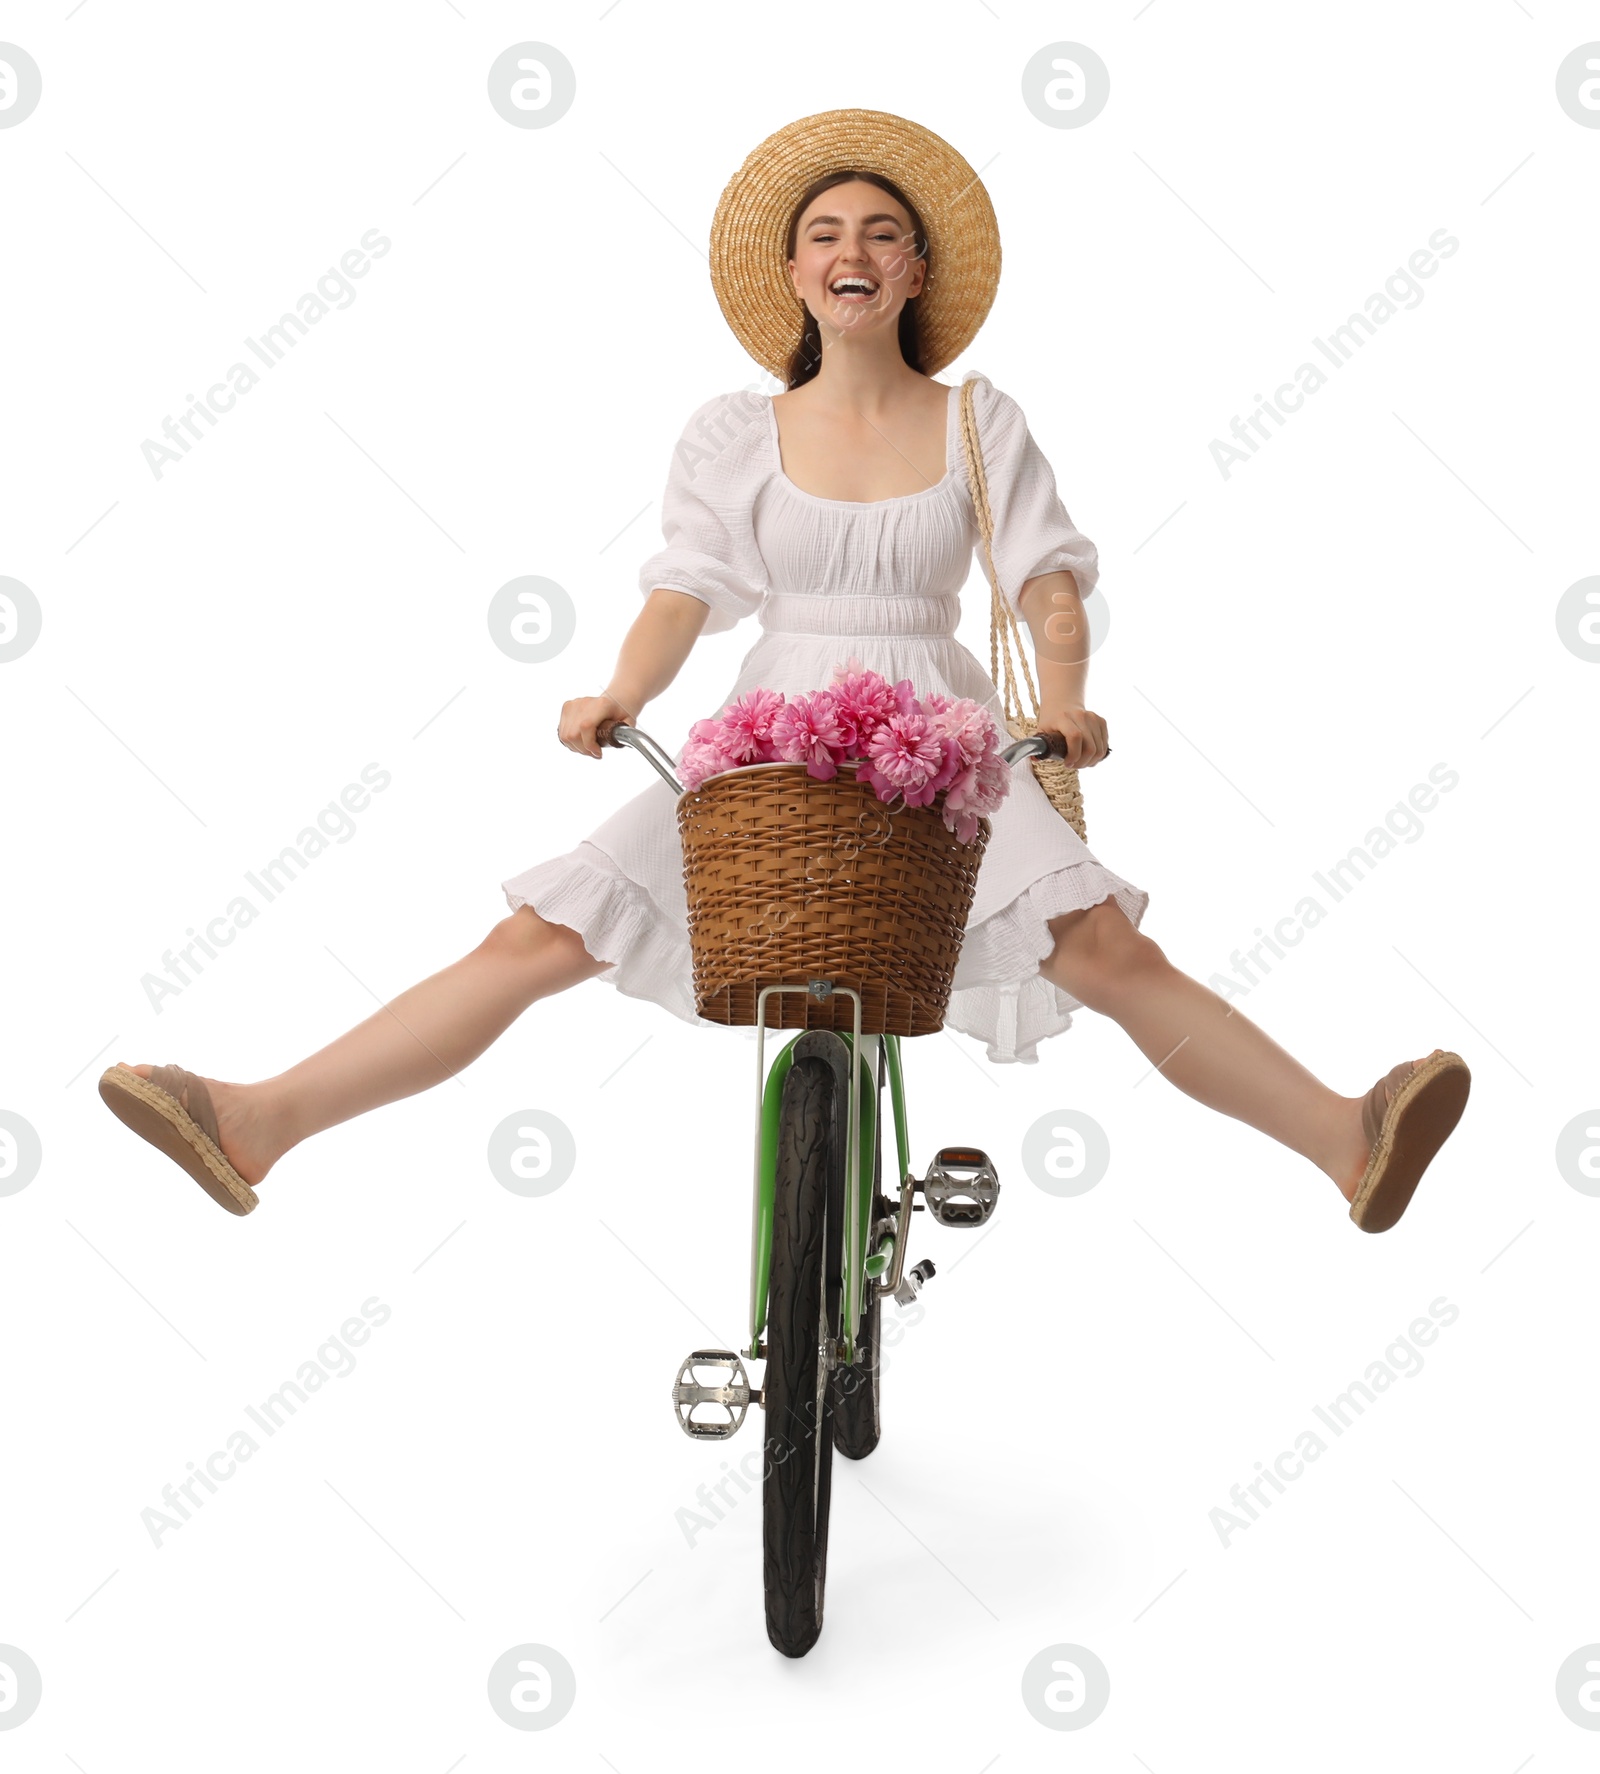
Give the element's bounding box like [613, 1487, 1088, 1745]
[748, 1029, 911, 1362]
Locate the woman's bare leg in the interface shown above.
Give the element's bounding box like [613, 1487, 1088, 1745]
[1040, 898, 1412, 1201]
[119, 907, 606, 1186]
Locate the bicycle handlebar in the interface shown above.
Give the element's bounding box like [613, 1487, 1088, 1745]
[598, 721, 687, 795]
[596, 721, 1108, 798]
[999, 728, 1111, 766]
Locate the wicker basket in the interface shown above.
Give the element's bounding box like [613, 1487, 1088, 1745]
[678, 762, 990, 1036]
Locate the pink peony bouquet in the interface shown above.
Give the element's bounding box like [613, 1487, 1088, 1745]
[677, 662, 1011, 844]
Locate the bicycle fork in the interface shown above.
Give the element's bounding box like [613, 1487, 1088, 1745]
[669, 983, 1002, 1440]
[671, 982, 870, 1440]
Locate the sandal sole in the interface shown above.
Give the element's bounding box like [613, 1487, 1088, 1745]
[1349, 1050, 1470, 1233]
[98, 1065, 259, 1216]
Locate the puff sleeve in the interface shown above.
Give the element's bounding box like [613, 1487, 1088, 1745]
[964, 373, 1099, 618]
[637, 391, 769, 635]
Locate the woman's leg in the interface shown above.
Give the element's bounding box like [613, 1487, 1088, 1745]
[1039, 897, 1402, 1200]
[119, 907, 606, 1187]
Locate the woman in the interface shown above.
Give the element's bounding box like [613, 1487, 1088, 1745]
[99, 109, 1469, 1232]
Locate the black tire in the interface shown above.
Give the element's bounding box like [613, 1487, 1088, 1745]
[831, 1272, 882, 1459]
[762, 1056, 842, 1658]
[833, 1042, 887, 1460]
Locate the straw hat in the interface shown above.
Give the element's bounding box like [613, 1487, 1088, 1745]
[709, 108, 1001, 380]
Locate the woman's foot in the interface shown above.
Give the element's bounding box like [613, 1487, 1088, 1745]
[1326, 1057, 1431, 1204]
[1327, 1050, 1471, 1231]
[115, 1064, 286, 1188]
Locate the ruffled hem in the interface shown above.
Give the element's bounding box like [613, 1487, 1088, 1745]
[945, 862, 1151, 1064]
[503, 846, 1150, 1065]
[501, 844, 708, 1027]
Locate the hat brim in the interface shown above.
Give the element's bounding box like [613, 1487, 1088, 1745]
[709, 108, 1001, 381]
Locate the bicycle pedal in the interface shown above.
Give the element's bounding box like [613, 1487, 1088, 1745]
[671, 1349, 753, 1440]
[921, 1146, 1000, 1228]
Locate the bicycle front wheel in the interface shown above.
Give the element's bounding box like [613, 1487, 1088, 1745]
[762, 1054, 840, 1658]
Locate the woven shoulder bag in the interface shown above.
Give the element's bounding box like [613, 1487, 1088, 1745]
[957, 376, 1089, 844]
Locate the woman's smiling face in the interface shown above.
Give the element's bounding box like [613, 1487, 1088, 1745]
[788, 180, 925, 342]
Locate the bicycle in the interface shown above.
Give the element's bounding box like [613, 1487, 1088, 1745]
[599, 719, 1075, 1659]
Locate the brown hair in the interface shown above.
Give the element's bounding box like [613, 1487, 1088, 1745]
[782, 170, 929, 388]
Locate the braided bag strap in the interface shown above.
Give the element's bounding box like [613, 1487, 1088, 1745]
[957, 379, 1037, 725]
[957, 377, 1089, 844]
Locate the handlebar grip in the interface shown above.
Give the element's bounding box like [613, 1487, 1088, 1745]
[595, 718, 624, 748]
[1033, 730, 1112, 760]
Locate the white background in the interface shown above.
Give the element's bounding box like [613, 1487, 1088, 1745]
[2, 2, 1597, 1767]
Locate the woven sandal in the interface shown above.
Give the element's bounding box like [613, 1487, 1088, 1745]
[97, 1063, 258, 1216]
[1347, 1049, 1470, 1233]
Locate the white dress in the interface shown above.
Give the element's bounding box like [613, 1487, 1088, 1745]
[501, 370, 1150, 1063]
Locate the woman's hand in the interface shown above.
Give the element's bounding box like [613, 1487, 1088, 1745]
[1039, 706, 1110, 768]
[559, 693, 634, 759]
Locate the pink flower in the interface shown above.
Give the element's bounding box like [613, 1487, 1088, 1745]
[718, 688, 785, 764]
[687, 716, 728, 747]
[678, 735, 740, 791]
[828, 662, 899, 754]
[946, 807, 982, 844]
[861, 708, 948, 807]
[929, 735, 966, 797]
[772, 688, 848, 780]
[926, 696, 1000, 770]
[941, 743, 1010, 839]
[976, 745, 1009, 798]
[941, 758, 976, 815]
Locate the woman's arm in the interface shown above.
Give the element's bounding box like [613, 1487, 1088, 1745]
[558, 588, 711, 758]
[1017, 569, 1110, 767]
